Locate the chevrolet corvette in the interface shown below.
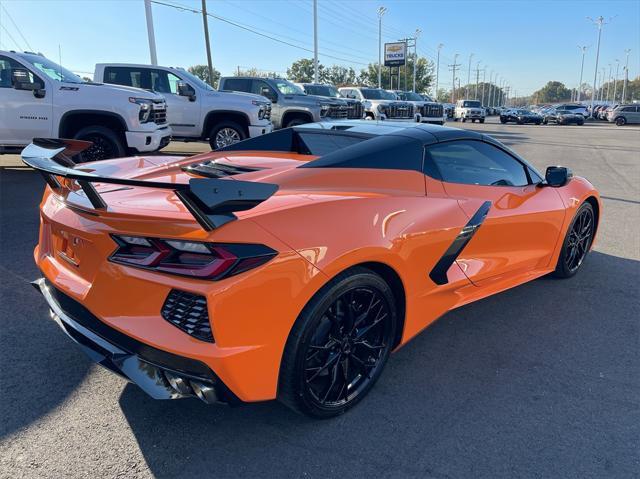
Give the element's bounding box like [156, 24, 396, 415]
[24, 121, 600, 418]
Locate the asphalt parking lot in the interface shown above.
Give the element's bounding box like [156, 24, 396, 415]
[1, 118, 638, 479]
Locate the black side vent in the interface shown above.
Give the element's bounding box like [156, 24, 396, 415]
[161, 290, 214, 343]
[182, 161, 264, 178]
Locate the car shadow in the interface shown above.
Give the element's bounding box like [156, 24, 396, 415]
[119, 251, 639, 478]
[0, 168, 92, 439]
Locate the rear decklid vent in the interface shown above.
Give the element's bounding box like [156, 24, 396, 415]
[182, 161, 264, 178]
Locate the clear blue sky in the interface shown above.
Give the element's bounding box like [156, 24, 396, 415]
[1, 0, 638, 95]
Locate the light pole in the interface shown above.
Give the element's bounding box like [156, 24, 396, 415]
[435, 43, 443, 99]
[450, 53, 460, 103]
[612, 59, 620, 102]
[588, 16, 610, 113]
[414, 32, 421, 91]
[481, 67, 486, 106]
[606, 63, 612, 102]
[377, 6, 387, 89]
[622, 48, 631, 102]
[466, 53, 473, 98]
[144, 0, 158, 65]
[577, 45, 588, 102]
[313, 0, 318, 83]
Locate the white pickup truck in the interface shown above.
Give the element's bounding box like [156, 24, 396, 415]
[0, 51, 171, 161]
[94, 64, 273, 149]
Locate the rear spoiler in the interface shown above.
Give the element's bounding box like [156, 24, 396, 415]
[21, 138, 278, 231]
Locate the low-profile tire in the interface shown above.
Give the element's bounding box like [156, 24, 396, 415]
[615, 117, 626, 126]
[552, 202, 596, 279]
[278, 267, 397, 418]
[208, 121, 247, 150]
[73, 125, 125, 162]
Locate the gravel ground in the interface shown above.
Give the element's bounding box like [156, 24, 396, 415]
[1, 118, 639, 479]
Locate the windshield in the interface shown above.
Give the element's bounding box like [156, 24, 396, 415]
[177, 69, 214, 91]
[517, 110, 530, 114]
[421, 94, 435, 102]
[20, 53, 83, 84]
[274, 79, 305, 95]
[402, 91, 424, 101]
[361, 88, 396, 100]
[304, 84, 340, 98]
[462, 100, 481, 108]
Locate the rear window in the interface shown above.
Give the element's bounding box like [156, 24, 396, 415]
[221, 78, 251, 92]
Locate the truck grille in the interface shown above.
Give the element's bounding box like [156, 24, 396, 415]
[420, 104, 443, 118]
[346, 101, 363, 119]
[161, 289, 213, 343]
[327, 104, 349, 119]
[151, 107, 167, 125]
[388, 103, 414, 119]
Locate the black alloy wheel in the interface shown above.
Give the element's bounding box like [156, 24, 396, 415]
[279, 268, 397, 418]
[553, 202, 595, 278]
[616, 117, 626, 126]
[73, 126, 125, 162]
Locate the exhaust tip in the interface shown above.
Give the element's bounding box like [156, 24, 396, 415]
[190, 380, 218, 404]
[164, 371, 193, 396]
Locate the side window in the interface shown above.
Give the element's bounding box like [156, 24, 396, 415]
[0, 56, 38, 88]
[222, 78, 250, 92]
[251, 79, 274, 96]
[425, 140, 530, 187]
[104, 66, 144, 89]
[151, 69, 171, 93]
[621, 106, 635, 112]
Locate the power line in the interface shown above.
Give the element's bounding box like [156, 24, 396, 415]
[1, 4, 33, 51]
[151, 0, 370, 65]
[1, 24, 22, 50]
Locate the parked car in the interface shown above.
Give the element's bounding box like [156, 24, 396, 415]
[607, 104, 640, 125]
[543, 109, 585, 125]
[391, 90, 445, 125]
[0, 51, 171, 161]
[296, 83, 363, 119]
[455, 99, 485, 122]
[24, 120, 600, 417]
[440, 102, 455, 119]
[338, 87, 414, 121]
[219, 77, 348, 129]
[95, 64, 272, 149]
[555, 103, 588, 117]
[500, 109, 543, 125]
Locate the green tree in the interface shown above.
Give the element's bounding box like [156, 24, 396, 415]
[286, 58, 324, 83]
[188, 64, 221, 88]
[236, 67, 279, 78]
[323, 65, 358, 86]
[531, 81, 572, 103]
[359, 54, 434, 92]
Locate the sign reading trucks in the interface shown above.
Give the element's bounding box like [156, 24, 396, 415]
[384, 42, 407, 67]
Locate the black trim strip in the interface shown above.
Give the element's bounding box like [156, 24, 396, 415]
[429, 201, 491, 285]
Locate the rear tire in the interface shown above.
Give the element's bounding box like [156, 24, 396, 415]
[479, 118, 485, 124]
[278, 267, 397, 418]
[208, 121, 247, 150]
[285, 117, 311, 128]
[73, 126, 125, 162]
[615, 117, 626, 126]
[553, 202, 595, 279]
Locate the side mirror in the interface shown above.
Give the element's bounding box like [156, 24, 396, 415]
[177, 81, 196, 101]
[260, 86, 277, 103]
[12, 69, 45, 97]
[545, 166, 572, 187]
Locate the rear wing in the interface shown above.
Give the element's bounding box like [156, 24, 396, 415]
[21, 138, 278, 231]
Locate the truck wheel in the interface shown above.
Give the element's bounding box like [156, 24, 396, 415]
[285, 117, 310, 128]
[73, 126, 125, 162]
[208, 121, 247, 149]
[479, 118, 485, 124]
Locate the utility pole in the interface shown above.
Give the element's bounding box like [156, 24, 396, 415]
[622, 48, 631, 103]
[612, 59, 619, 103]
[412, 28, 421, 92]
[481, 68, 486, 105]
[201, 0, 214, 86]
[144, 0, 158, 65]
[606, 63, 612, 102]
[377, 7, 387, 88]
[577, 45, 588, 102]
[313, 0, 318, 83]
[489, 73, 496, 107]
[449, 54, 460, 103]
[435, 43, 443, 99]
[465, 53, 473, 98]
[588, 16, 610, 113]
[474, 61, 482, 100]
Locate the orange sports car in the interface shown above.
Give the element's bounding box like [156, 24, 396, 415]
[24, 121, 600, 418]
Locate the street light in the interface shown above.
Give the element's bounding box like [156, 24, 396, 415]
[613, 59, 620, 102]
[588, 16, 612, 114]
[412, 28, 421, 92]
[377, 6, 387, 89]
[577, 45, 588, 102]
[466, 53, 473, 98]
[622, 48, 631, 102]
[435, 43, 443, 99]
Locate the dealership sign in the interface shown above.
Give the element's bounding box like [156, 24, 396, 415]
[384, 42, 407, 66]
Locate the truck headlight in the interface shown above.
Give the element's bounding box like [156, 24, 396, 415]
[318, 102, 331, 117]
[130, 97, 153, 123]
[363, 101, 372, 110]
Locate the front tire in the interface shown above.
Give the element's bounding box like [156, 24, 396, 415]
[479, 118, 485, 124]
[553, 202, 596, 278]
[73, 126, 125, 162]
[208, 121, 247, 150]
[615, 117, 626, 126]
[278, 267, 397, 418]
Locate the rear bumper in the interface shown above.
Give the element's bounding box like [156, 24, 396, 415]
[32, 277, 240, 405]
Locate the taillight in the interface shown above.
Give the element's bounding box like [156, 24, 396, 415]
[109, 235, 277, 280]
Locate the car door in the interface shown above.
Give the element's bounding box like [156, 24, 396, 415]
[0, 55, 52, 145]
[424, 139, 566, 284]
[150, 69, 200, 137]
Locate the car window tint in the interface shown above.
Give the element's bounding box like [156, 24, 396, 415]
[104, 66, 145, 89]
[0, 55, 37, 88]
[426, 140, 529, 187]
[222, 78, 250, 92]
[296, 132, 366, 156]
